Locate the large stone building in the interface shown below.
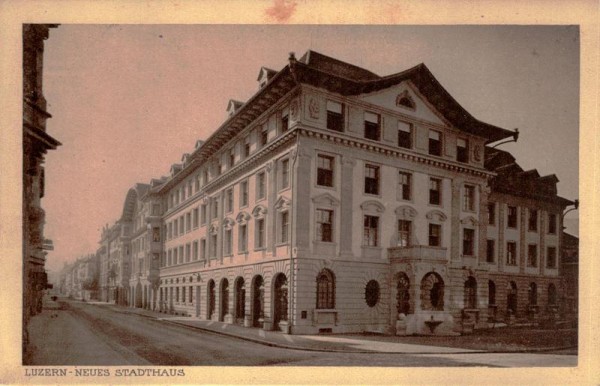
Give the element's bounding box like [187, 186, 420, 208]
[22, 24, 61, 347]
[98, 51, 575, 335]
[59, 254, 99, 300]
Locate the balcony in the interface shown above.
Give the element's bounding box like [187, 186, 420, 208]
[388, 245, 447, 262]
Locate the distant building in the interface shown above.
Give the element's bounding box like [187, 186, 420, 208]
[561, 232, 578, 315]
[99, 51, 574, 335]
[22, 24, 60, 348]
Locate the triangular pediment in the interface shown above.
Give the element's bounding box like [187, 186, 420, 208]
[358, 81, 446, 126]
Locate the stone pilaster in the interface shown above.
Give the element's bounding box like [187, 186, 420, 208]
[267, 160, 277, 255]
[498, 203, 505, 272]
[339, 156, 355, 258]
[478, 185, 490, 266]
[450, 178, 462, 260]
[519, 207, 526, 273]
[293, 150, 312, 256]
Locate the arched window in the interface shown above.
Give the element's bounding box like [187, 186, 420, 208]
[464, 276, 477, 309]
[548, 283, 557, 305]
[316, 269, 335, 309]
[507, 281, 518, 314]
[488, 280, 496, 306]
[396, 273, 410, 314]
[528, 282, 538, 306]
[421, 272, 444, 311]
[365, 280, 380, 307]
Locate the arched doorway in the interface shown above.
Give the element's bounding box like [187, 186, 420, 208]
[396, 272, 410, 315]
[507, 281, 518, 315]
[273, 274, 288, 330]
[207, 280, 215, 320]
[528, 282, 538, 306]
[220, 279, 229, 322]
[421, 272, 444, 311]
[252, 275, 264, 327]
[548, 283, 557, 307]
[234, 277, 246, 324]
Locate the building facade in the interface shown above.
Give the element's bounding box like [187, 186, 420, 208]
[100, 51, 574, 335]
[22, 24, 61, 347]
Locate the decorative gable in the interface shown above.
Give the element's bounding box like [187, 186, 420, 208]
[460, 216, 479, 227]
[426, 209, 447, 222]
[360, 200, 385, 213]
[358, 81, 446, 126]
[311, 192, 340, 207]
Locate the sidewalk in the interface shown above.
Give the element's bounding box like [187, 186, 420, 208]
[95, 302, 483, 354]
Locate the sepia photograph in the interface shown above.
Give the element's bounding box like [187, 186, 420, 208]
[21, 23, 581, 370]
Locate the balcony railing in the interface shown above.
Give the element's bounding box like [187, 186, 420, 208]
[388, 245, 448, 261]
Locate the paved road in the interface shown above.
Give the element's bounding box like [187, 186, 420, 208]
[26, 300, 576, 367]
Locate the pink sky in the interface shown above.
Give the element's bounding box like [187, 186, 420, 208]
[42, 25, 579, 274]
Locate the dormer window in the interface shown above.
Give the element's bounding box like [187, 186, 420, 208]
[326, 100, 344, 132]
[257, 67, 276, 89]
[226, 99, 243, 118]
[457, 138, 469, 163]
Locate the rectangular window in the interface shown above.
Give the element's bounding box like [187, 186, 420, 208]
[281, 108, 289, 133]
[179, 215, 184, 234]
[546, 246, 557, 268]
[168, 222, 172, 239]
[189, 286, 193, 304]
[193, 241, 199, 260]
[428, 224, 441, 247]
[488, 203, 496, 225]
[243, 139, 251, 158]
[364, 111, 380, 141]
[173, 219, 178, 237]
[548, 213, 557, 234]
[486, 239, 495, 263]
[457, 138, 469, 163]
[326, 100, 344, 132]
[398, 171, 411, 200]
[225, 188, 233, 213]
[239, 224, 248, 252]
[257, 172, 266, 200]
[228, 149, 235, 168]
[507, 206, 518, 228]
[185, 243, 191, 262]
[179, 246, 184, 264]
[528, 244, 537, 267]
[364, 164, 380, 195]
[167, 249, 172, 266]
[398, 121, 412, 149]
[463, 185, 475, 211]
[224, 229, 232, 256]
[363, 215, 379, 247]
[428, 130, 442, 156]
[506, 241, 517, 265]
[281, 158, 289, 189]
[209, 234, 217, 258]
[203, 170, 209, 186]
[316, 209, 333, 242]
[192, 208, 199, 228]
[176, 287, 180, 302]
[528, 209, 538, 231]
[429, 178, 441, 205]
[152, 204, 161, 216]
[240, 180, 249, 207]
[463, 228, 474, 256]
[195, 175, 200, 192]
[186, 212, 191, 232]
[212, 198, 219, 220]
[200, 238, 206, 260]
[397, 220, 411, 247]
[260, 126, 268, 147]
[256, 218, 265, 249]
[188, 181, 193, 197]
[201, 203, 207, 225]
[317, 155, 334, 187]
[182, 286, 186, 303]
[280, 211, 289, 243]
[173, 247, 178, 264]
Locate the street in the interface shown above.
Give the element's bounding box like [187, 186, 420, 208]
[25, 299, 576, 367]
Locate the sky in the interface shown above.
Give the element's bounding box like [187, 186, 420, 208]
[41, 25, 580, 274]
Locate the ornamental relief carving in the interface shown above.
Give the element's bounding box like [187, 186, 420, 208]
[308, 97, 320, 119]
[460, 216, 479, 226]
[290, 99, 299, 121]
[395, 205, 417, 219]
[425, 209, 447, 222]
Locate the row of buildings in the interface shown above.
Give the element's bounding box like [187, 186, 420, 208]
[87, 51, 576, 335]
[58, 254, 99, 301]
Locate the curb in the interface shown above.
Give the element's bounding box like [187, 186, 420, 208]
[91, 302, 578, 356]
